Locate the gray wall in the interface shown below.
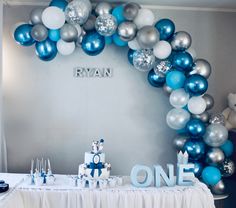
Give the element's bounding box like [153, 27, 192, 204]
[3, 5, 236, 175]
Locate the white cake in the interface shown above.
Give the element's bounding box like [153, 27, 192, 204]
[78, 140, 111, 179]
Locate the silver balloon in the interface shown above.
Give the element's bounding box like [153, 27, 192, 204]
[189, 59, 212, 79]
[133, 49, 156, 72]
[192, 111, 210, 123]
[95, 2, 112, 16]
[95, 14, 117, 36]
[206, 148, 225, 166]
[123, 2, 140, 21]
[203, 124, 228, 147]
[154, 59, 172, 77]
[30, 8, 44, 25]
[83, 15, 96, 31]
[163, 84, 173, 95]
[65, 0, 92, 25]
[76, 29, 86, 46]
[31, 24, 48, 42]
[117, 21, 137, 41]
[136, 26, 159, 49]
[219, 159, 235, 177]
[211, 180, 226, 195]
[60, 23, 78, 42]
[173, 134, 188, 151]
[203, 94, 215, 110]
[209, 113, 225, 125]
[171, 31, 192, 51]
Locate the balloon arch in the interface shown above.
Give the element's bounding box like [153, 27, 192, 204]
[13, 0, 235, 194]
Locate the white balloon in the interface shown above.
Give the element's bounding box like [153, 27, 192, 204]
[57, 39, 75, 56]
[42, 6, 65, 30]
[128, 38, 141, 50]
[134, 9, 155, 29]
[169, 89, 190, 108]
[153, 41, 172, 59]
[187, 47, 197, 61]
[188, 96, 207, 115]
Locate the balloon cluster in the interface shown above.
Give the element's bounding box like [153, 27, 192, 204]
[13, 0, 235, 194]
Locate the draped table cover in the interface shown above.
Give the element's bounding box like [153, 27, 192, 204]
[0, 173, 215, 208]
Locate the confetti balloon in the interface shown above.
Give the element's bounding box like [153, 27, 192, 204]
[209, 113, 225, 125]
[154, 59, 172, 77]
[219, 159, 235, 177]
[95, 14, 117, 36]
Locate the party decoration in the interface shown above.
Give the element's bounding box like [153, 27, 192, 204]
[220, 140, 234, 157]
[57, 39, 75, 55]
[183, 139, 205, 160]
[211, 180, 226, 195]
[94, 2, 112, 16]
[219, 159, 235, 177]
[188, 161, 203, 177]
[189, 59, 212, 79]
[128, 38, 141, 50]
[49, 0, 68, 11]
[155, 18, 175, 41]
[30, 8, 44, 25]
[31, 24, 48, 42]
[127, 49, 134, 65]
[83, 15, 96, 31]
[95, 14, 117, 37]
[117, 21, 137, 41]
[186, 119, 206, 137]
[112, 33, 128, 47]
[147, 69, 165, 88]
[192, 111, 210, 123]
[153, 41, 172, 60]
[35, 38, 57, 61]
[171, 31, 192, 51]
[202, 166, 221, 186]
[60, 23, 78, 42]
[169, 88, 189, 109]
[154, 59, 172, 77]
[203, 124, 228, 147]
[134, 8, 155, 29]
[187, 96, 207, 115]
[123, 2, 140, 21]
[166, 71, 186, 90]
[48, 29, 60, 42]
[163, 84, 173, 95]
[206, 148, 225, 166]
[112, 5, 125, 24]
[187, 48, 197, 61]
[172, 52, 193, 71]
[173, 134, 188, 151]
[209, 113, 225, 125]
[203, 94, 214, 110]
[14, 24, 35, 46]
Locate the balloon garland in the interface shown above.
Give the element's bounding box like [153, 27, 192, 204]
[13, 0, 235, 194]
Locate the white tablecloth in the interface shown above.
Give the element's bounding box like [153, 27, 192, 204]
[0, 173, 215, 208]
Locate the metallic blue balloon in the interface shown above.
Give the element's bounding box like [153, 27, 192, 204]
[155, 18, 175, 40]
[14, 24, 35, 46]
[128, 49, 135, 65]
[82, 31, 105, 56]
[148, 69, 166, 88]
[186, 118, 206, 137]
[112, 5, 125, 24]
[220, 140, 234, 157]
[183, 139, 205, 160]
[35, 39, 57, 61]
[172, 52, 193, 71]
[184, 74, 208, 96]
[49, 0, 68, 11]
[188, 161, 204, 178]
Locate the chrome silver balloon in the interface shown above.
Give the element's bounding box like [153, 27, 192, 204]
[173, 134, 188, 151]
[192, 111, 210, 123]
[154, 59, 172, 77]
[206, 148, 225, 166]
[211, 180, 226, 195]
[117, 21, 137, 41]
[163, 84, 173, 95]
[83, 15, 96, 31]
[95, 14, 117, 36]
[31, 24, 48, 42]
[136, 26, 159, 49]
[219, 159, 235, 177]
[123, 2, 140, 21]
[189, 59, 212, 79]
[203, 94, 215, 110]
[30, 8, 44, 25]
[60, 23, 78, 42]
[95, 2, 112, 16]
[171, 31, 192, 51]
[209, 113, 225, 125]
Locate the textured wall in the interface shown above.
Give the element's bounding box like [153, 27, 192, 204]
[3, 5, 236, 175]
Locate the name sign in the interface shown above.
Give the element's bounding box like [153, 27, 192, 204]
[74, 67, 113, 78]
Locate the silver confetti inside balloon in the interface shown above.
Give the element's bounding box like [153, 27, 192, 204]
[210, 113, 225, 125]
[154, 59, 172, 77]
[117, 21, 137, 41]
[83, 15, 96, 31]
[219, 159, 235, 177]
[211, 180, 226, 195]
[171, 31, 192, 51]
[136, 26, 159, 49]
[189, 59, 212, 79]
[206, 148, 225, 166]
[192, 111, 210, 123]
[31, 24, 48, 42]
[95, 14, 117, 36]
[173, 134, 188, 151]
[95, 2, 112, 16]
[133, 49, 156, 72]
[60, 23, 78, 42]
[65, 0, 92, 25]
[123, 2, 140, 21]
[203, 94, 215, 110]
[30, 8, 44, 25]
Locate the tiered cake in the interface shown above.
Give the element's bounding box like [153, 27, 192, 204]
[78, 139, 111, 179]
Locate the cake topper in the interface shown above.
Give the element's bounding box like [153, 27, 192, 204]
[92, 139, 104, 154]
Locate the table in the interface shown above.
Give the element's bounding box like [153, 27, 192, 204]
[0, 173, 215, 208]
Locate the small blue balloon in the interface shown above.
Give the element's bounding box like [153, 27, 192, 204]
[14, 24, 35, 46]
[112, 6, 125, 24]
[201, 166, 221, 186]
[112, 33, 128, 47]
[128, 49, 135, 65]
[49, 0, 68, 11]
[82, 31, 105, 56]
[186, 119, 206, 137]
[166, 70, 186, 90]
[183, 139, 205, 160]
[48, 29, 60, 42]
[155, 18, 175, 40]
[184, 74, 208, 96]
[172, 52, 193, 71]
[187, 161, 204, 178]
[148, 69, 166, 88]
[105, 36, 113, 45]
[220, 140, 234, 157]
[35, 39, 57, 61]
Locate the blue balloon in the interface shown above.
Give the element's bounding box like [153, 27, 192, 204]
[82, 31, 105, 56]
[166, 70, 186, 90]
[112, 6, 125, 24]
[35, 39, 57, 61]
[14, 24, 35, 46]
[48, 29, 60, 42]
[172, 52, 193, 71]
[155, 18, 175, 40]
[186, 119, 206, 137]
[105, 36, 113, 45]
[187, 161, 204, 178]
[220, 140, 234, 157]
[112, 33, 128, 47]
[184, 74, 208, 96]
[128, 49, 135, 65]
[201, 166, 221, 186]
[183, 139, 205, 160]
[49, 0, 68, 11]
[148, 69, 166, 88]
